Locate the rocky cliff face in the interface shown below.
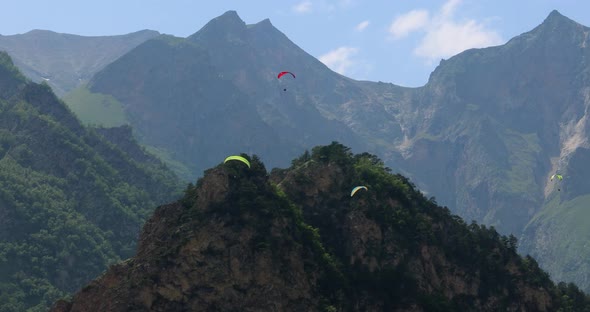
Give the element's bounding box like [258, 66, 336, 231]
[52, 162, 325, 311]
[395, 10, 590, 290]
[400, 10, 590, 231]
[52, 144, 587, 311]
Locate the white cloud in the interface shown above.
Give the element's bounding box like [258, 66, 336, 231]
[414, 19, 502, 60]
[441, 0, 461, 17]
[319, 46, 359, 75]
[292, 1, 312, 14]
[388, 10, 430, 39]
[355, 20, 370, 32]
[388, 0, 503, 61]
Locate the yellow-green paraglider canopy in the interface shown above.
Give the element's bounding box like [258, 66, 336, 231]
[224, 155, 251, 168]
[550, 174, 563, 191]
[350, 186, 368, 197]
[550, 174, 563, 181]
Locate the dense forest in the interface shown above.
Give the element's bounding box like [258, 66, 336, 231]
[0, 52, 182, 311]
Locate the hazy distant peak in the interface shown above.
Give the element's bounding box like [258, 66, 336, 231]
[534, 9, 583, 34]
[548, 9, 562, 17]
[219, 10, 241, 20]
[22, 29, 84, 39]
[18, 29, 75, 39]
[0, 28, 160, 95]
[25, 29, 58, 35]
[255, 18, 272, 27]
[208, 10, 245, 27]
[188, 10, 248, 42]
[545, 10, 567, 23]
[124, 29, 160, 37]
[118, 29, 161, 42]
[11, 29, 159, 39]
[424, 9, 590, 94]
[217, 10, 246, 27]
[247, 18, 277, 33]
[545, 9, 581, 26]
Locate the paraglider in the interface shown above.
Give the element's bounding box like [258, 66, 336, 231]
[551, 174, 563, 191]
[277, 71, 295, 91]
[277, 71, 295, 79]
[224, 155, 251, 168]
[350, 186, 368, 197]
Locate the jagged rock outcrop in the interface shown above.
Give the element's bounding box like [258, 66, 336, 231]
[52, 161, 325, 311]
[52, 144, 589, 311]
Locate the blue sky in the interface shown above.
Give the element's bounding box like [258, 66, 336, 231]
[1, 0, 589, 87]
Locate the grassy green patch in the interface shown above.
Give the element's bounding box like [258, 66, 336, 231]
[62, 85, 127, 127]
[537, 195, 590, 233]
[496, 129, 541, 197]
[525, 194, 590, 285]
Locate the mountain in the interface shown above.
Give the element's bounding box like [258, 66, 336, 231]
[77, 11, 366, 180]
[62, 10, 590, 292]
[0, 52, 182, 311]
[51, 143, 590, 311]
[0, 29, 159, 96]
[393, 10, 590, 291]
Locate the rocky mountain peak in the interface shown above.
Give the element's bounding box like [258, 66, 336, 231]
[24, 29, 58, 36]
[520, 9, 586, 45]
[250, 18, 274, 30]
[188, 10, 247, 43]
[542, 10, 577, 28]
[50, 144, 590, 311]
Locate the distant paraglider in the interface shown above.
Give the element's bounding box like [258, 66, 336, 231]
[277, 71, 296, 79]
[551, 174, 563, 191]
[350, 186, 368, 197]
[277, 71, 295, 91]
[224, 155, 251, 168]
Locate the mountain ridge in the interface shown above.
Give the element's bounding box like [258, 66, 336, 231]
[16, 7, 590, 293]
[84, 11, 367, 181]
[0, 29, 160, 95]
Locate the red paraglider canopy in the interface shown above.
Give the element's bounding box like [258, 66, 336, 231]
[277, 71, 296, 79]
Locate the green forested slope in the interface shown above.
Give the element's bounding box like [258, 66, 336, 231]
[0, 52, 182, 311]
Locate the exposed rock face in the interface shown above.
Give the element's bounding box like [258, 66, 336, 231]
[52, 165, 322, 311]
[273, 153, 556, 311]
[53, 146, 581, 311]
